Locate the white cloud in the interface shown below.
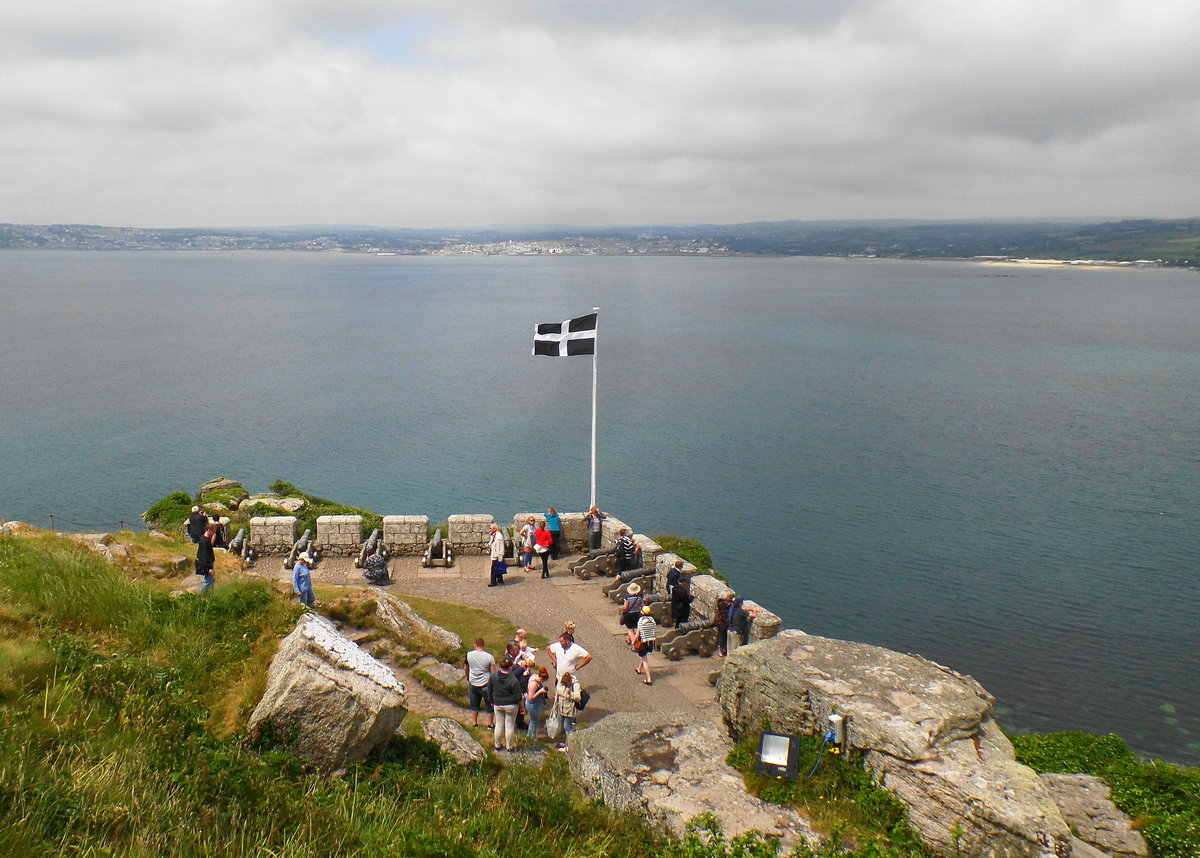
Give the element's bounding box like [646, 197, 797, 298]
[0, 0, 1196, 226]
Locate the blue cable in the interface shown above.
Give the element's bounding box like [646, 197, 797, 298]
[807, 732, 834, 778]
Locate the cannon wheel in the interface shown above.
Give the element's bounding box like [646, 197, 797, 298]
[445, 547, 455, 567]
[697, 641, 716, 657]
[662, 644, 682, 661]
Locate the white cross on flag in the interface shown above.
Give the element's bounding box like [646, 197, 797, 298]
[532, 312, 597, 356]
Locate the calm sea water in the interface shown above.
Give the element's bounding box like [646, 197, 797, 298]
[1, 251, 1197, 762]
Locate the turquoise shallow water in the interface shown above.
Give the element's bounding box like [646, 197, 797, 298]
[1, 251, 1197, 761]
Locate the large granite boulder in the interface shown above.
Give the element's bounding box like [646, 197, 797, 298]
[422, 717, 487, 765]
[248, 613, 407, 771]
[567, 710, 819, 850]
[1040, 774, 1148, 858]
[717, 631, 1071, 858]
[372, 590, 464, 651]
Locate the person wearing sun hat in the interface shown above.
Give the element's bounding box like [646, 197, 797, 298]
[620, 582, 644, 644]
[292, 552, 315, 607]
[633, 605, 657, 685]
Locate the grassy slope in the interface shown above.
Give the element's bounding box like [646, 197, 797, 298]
[0, 533, 667, 857]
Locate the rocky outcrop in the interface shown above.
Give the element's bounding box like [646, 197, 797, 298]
[244, 495, 306, 514]
[1040, 774, 1148, 858]
[567, 710, 819, 850]
[372, 590, 463, 651]
[248, 613, 407, 771]
[716, 631, 1071, 858]
[422, 717, 486, 765]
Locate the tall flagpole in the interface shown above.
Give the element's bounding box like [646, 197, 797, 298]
[590, 306, 599, 510]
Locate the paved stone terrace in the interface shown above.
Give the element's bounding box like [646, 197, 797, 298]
[251, 552, 724, 726]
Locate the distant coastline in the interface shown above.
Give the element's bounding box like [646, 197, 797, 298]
[2, 217, 1198, 266]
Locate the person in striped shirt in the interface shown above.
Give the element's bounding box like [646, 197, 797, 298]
[633, 606, 657, 685]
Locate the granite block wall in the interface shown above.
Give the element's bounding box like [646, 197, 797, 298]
[315, 515, 362, 556]
[249, 516, 297, 553]
[448, 514, 494, 555]
[382, 515, 429, 556]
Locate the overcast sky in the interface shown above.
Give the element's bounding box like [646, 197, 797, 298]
[2, 0, 1197, 228]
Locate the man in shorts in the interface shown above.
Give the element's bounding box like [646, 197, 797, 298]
[464, 638, 496, 727]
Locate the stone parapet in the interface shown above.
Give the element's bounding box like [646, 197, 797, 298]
[654, 553, 698, 593]
[249, 516, 297, 554]
[558, 513, 588, 551]
[688, 573, 779, 643]
[633, 534, 661, 571]
[382, 515, 429, 556]
[315, 515, 363, 556]
[448, 514, 494, 555]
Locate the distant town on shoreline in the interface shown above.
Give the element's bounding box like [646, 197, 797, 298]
[2, 217, 1198, 266]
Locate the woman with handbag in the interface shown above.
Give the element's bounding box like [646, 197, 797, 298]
[620, 583, 644, 646]
[551, 672, 583, 753]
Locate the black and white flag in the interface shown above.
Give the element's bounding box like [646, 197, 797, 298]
[532, 312, 597, 356]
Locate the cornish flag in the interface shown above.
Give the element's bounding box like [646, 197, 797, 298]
[532, 312, 597, 356]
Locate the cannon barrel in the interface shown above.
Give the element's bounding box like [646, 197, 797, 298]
[285, 529, 314, 568]
[355, 528, 382, 567]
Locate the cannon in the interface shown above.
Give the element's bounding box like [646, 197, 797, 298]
[572, 550, 618, 579]
[354, 528, 384, 568]
[228, 528, 255, 566]
[658, 620, 718, 660]
[604, 572, 655, 600]
[421, 528, 455, 568]
[284, 529, 316, 569]
[356, 528, 391, 583]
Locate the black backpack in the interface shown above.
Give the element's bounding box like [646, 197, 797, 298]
[578, 688, 591, 711]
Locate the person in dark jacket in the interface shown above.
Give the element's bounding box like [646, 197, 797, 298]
[714, 591, 734, 657]
[186, 507, 207, 544]
[488, 657, 525, 751]
[666, 559, 686, 594]
[195, 524, 217, 592]
[728, 596, 758, 652]
[670, 576, 693, 627]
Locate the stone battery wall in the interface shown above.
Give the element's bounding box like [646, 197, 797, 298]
[558, 513, 588, 551]
[249, 516, 297, 553]
[315, 515, 363, 556]
[654, 552, 698, 593]
[689, 574, 782, 643]
[382, 515, 429, 556]
[448, 514, 494, 555]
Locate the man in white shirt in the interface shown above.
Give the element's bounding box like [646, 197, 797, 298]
[547, 632, 592, 681]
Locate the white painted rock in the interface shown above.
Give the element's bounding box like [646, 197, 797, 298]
[248, 613, 407, 770]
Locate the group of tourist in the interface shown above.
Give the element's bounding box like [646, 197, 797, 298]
[486, 506, 568, 586]
[465, 625, 592, 753]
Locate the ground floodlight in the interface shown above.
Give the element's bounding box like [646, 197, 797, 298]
[755, 732, 800, 780]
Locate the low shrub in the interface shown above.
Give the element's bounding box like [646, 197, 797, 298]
[142, 491, 194, 529]
[1012, 731, 1200, 858]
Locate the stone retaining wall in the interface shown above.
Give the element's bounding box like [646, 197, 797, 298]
[249, 516, 297, 553]
[382, 515, 428, 556]
[315, 515, 362, 556]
